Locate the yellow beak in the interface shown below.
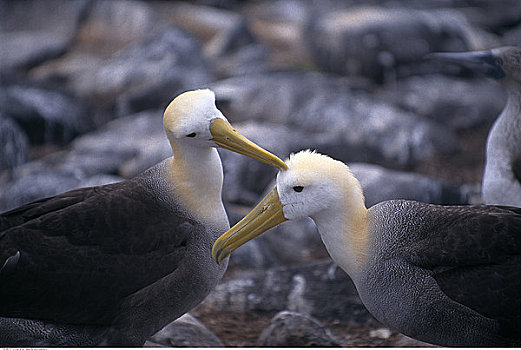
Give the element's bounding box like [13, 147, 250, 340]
[212, 187, 287, 264]
[210, 118, 288, 171]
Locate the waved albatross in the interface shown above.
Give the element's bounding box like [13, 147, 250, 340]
[0, 89, 287, 346]
[213, 150, 521, 347]
[429, 46, 521, 206]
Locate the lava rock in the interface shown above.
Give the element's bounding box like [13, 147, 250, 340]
[70, 109, 170, 178]
[304, 7, 492, 82]
[145, 314, 223, 347]
[0, 83, 92, 145]
[195, 260, 378, 327]
[69, 26, 214, 117]
[0, 166, 123, 213]
[0, 0, 88, 72]
[376, 74, 506, 132]
[0, 109, 166, 212]
[0, 32, 72, 73]
[212, 72, 460, 169]
[257, 311, 342, 347]
[349, 162, 470, 206]
[0, 114, 28, 171]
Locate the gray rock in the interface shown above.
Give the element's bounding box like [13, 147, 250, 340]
[144, 314, 223, 347]
[304, 7, 494, 82]
[0, 0, 88, 71]
[0, 114, 28, 171]
[0, 165, 123, 213]
[71, 27, 214, 117]
[0, 109, 165, 212]
[349, 162, 470, 206]
[212, 72, 460, 169]
[70, 109, 170, 178]
[376, 74, 506, 132]
[0, 84, 92, 144]
[257, 311, 342, 347]
[0, 0, 88, 33]
[160, 2, 244, 43]
[213, 43, 271, 78]
[195, 260, 377, 327]
[0, 32, 72, 72]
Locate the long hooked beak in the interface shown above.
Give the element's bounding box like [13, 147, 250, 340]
[425, 50, 506, 80]
[209, 118, 288, 171]
[212, 187, 287, 264]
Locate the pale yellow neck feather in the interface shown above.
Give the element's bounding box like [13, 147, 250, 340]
[314, 186, 371, 279]
[165, 139, 226, 224]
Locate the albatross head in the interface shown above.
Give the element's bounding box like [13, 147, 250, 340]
[163, 89, 287, 170]
[212, 150, 368, 265]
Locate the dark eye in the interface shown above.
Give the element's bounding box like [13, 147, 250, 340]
[293, 186, 304, 193]
[186, 133, 196, 138]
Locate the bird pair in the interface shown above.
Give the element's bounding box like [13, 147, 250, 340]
[1, 47, 520, 347]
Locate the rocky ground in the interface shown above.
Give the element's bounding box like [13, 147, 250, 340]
[1, 0, 519, 347]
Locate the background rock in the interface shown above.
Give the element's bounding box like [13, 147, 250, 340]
[0, 114, 28, 171]
[212, 72, 460, 169]
[376, 74, 506, 131]
[304, 7, 496, 82]
[0, 82, 92, 145]
[257, 311, 342, 347]
[0, 0, 88, 72]
[144, 314, 223, 347]
[195, 260, 377, 327]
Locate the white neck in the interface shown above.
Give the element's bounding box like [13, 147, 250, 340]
[311, 191, 370, 280]
[166, 138, 226, 224]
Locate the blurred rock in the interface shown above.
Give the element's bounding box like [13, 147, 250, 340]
[376, 74, 506, 131]
[304, 7, 495, 82]
[70, 27, 214, 117]
[393, 333, 438, 347]
[70, 109, 170, 178]
[0, 114, 28, 171]
[0, 83, 92, 144]
[0, 0, 88, 72]
[212, 72, 460, 169]
[349, 162, 471, 206]
[30, 0, 163, 108]
[213, 43, 271, 78]
[0, 167, 122, 213]
[163, 2, 244, 43]
[0, 109, 166, 212]
[204, 15, 256, 58]
[257, 311, 342, 347]
[1, 32, 72, 73]
[499, 23, 521, 47]
[144, 314, 223, 347]
[195, 260, 378, 327]
[76, 0, 159, 53]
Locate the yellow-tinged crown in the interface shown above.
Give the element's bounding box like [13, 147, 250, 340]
[163, 89, 217, 133]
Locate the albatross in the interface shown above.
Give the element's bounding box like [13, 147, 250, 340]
[428, 46, 521, 206]
[0, 89, 287, 346]
[213, 150, 521, 347]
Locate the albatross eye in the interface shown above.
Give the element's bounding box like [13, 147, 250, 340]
[293, 186, 304, 193]
[186, 133, 196, 138]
